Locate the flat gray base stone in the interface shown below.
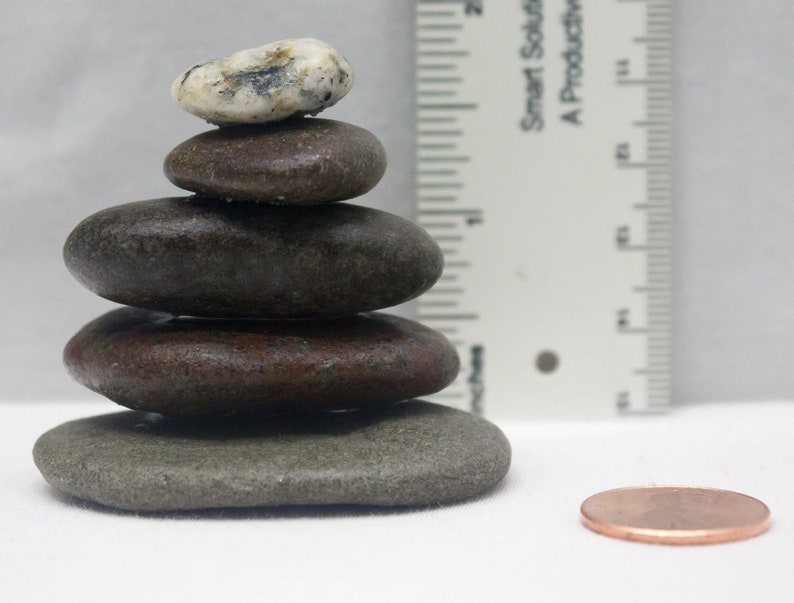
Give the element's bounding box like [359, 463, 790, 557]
[33, 401, 511, 512]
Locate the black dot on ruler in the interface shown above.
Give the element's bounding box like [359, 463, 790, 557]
[535, 350, 560, 374]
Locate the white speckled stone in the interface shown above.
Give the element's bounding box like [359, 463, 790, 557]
[171, 38, 354, 125]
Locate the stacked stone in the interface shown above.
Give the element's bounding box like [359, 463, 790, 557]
[33, 39, 510, 512]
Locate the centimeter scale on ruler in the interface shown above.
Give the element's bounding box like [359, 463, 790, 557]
[414, 0, 672, 419]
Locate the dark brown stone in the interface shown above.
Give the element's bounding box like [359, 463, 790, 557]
[33, 401, 511, 511]
[64, 307, 460, 416]
[63, 198, 443, 318]
[163, 119, 387, 204]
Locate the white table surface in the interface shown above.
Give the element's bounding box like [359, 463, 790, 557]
[1, 399, 792, 602]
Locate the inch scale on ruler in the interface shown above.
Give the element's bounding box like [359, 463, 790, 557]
[415, 0, 672, 419]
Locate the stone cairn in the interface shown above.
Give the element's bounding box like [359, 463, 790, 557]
[34, 39, 510, 512]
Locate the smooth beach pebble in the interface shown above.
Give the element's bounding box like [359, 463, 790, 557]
[164, 119, 386, 203]
[33, 401, 511, 511]
[63, 198, 443, 318]
[172, 38, 354, 125]
[64, 307, 460, 416]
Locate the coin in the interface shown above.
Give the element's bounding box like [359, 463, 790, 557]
[580, 486, 771, 545]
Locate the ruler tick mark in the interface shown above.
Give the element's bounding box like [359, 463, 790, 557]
[418, 143, 458, 150]
[417, 182, 463, 189]
[418, 77, 464, 84]
[418, 63, 457, 71]
[419, 195, 457, 202]
[417, 10, 456, 17]
[420, 222, 457, 230]
[418, 169, 459, 176]
[418, 50, 470, 57]
[418, 129, 463, 136]
[418, 313, 479, 321]
[419, 103, 478, 110]
[418, 155, 471, 162]
[418, 209, 481, 216]
[417, 38, 458, 45]
[418, 118, 458, 125]
[417, 24, 463, 31]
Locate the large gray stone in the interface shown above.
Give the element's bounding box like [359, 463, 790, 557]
[33, 401, 511, 511]
[63, 198, 443, 318]
[65, 308, 459, 417]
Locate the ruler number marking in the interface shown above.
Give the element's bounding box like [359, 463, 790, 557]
[464, 1, 483, 17]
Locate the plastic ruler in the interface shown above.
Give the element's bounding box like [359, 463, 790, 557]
[414, 0, 672, 419]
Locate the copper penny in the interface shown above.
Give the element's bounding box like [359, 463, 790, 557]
[580, 486, 771, 545]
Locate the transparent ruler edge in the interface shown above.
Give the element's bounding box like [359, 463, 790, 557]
[413, 0, 673, 418]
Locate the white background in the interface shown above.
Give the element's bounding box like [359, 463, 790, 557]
[3, 399, 792, 602]
[1, 0, 792, 404]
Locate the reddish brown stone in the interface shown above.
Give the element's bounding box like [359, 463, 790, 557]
[64, 307, 460, 417]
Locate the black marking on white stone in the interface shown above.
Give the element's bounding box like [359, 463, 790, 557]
[180, 62, 208, 86]
[231, 66, 288, 97]
[332, 54, 350, 87]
